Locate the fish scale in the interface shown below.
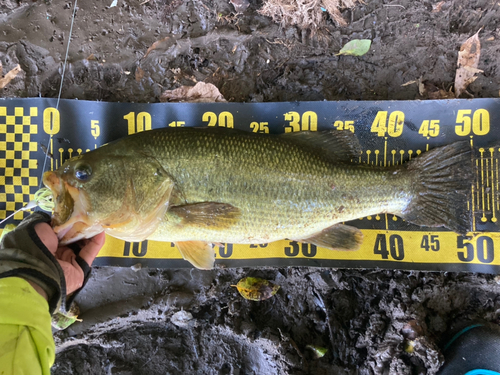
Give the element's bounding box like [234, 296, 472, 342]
[134, 129, 412, 243]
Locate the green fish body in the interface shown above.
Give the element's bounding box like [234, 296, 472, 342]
[43, 128, 472, 269]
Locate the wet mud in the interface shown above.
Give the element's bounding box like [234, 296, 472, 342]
[2, 0, 500, 373]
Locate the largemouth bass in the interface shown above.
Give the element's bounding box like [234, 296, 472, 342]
[43, 128, 473, 269]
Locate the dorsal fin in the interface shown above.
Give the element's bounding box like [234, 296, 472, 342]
[280, 130, 362, 163]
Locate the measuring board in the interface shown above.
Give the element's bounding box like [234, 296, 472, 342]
[1, 98, 499, 273]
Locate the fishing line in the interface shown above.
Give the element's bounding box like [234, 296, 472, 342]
[0, 0, 78, 226]
[38, 0, 78, 189]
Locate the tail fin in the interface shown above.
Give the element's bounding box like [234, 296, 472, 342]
[401, 141, 473, 235]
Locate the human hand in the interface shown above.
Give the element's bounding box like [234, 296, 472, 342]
[34, 223, 105, 295]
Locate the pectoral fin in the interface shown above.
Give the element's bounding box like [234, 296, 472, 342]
[176, 241, 215, 269]
[300, 224, 363, 251]
[169, 202, 241, 229]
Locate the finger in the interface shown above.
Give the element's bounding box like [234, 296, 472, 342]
[58, 248, 76, 263]
[78, 232, 106, 266]
[34, 223, 59, 255]
[58, 259, 84, 295]
[55, 245, 70, 259]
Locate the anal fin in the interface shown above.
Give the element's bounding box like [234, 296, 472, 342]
[176, 241, 215, 269]
[300, 224, 363, 251]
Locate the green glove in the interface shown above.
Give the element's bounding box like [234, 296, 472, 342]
[0, 212, 66, 314]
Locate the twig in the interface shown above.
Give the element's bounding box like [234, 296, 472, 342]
[383, 4, 405, 9]
[312, 290, 335, 355]
[141, 348, 158, 368]
[278, 328, 304, 358]
[188, 328, 199, 360]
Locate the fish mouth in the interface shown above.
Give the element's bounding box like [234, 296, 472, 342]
[43, 171, 101, 244]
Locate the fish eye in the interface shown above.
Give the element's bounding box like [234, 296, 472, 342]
[74, 163, 92, 181]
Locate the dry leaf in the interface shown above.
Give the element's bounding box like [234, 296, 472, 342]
[417, 78, 425, 97]
[432, 1, 445, 12]
[233, 277, 280, 301]
[160, 82, 226, 103]
[401, 80, 417, 87]
[402, 320, 424, 354]
[419, 81, 455, 99]
[401, 77, 425, 96]
[455, 30, 482, 97]
[428, 87, 455, 99]
[143, 36, 173, 59]
[0, 63, 22, 89]
[258, 0, 359, 31]
[135, 66, 145, 82]
[230, 0, 250, 12]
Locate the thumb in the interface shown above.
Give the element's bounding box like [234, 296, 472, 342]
[77, 232, 106, 266]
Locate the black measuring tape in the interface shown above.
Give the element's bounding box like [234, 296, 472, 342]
[0, 98, 499, 273]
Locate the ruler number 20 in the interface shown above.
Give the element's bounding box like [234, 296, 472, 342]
[457, 236, 494, 263]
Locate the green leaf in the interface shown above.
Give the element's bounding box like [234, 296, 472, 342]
[51, 303, 82, 330]
[306, 345, 328, 358]
[336, 39, 372, 57]
[233, 277, 280, 301]
[51, 311, 82, 330]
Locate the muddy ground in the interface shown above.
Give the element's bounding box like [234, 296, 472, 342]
[2, 0, 500, 373]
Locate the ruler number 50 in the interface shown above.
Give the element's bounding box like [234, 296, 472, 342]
[457, 236, 494, 263]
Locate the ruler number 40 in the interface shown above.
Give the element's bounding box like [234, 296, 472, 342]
[373, 234, 405, 261]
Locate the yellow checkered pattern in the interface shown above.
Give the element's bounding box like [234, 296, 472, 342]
[0, 106, 39, 220]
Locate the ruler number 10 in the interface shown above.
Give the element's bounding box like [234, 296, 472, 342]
[124, 111, 152, 134]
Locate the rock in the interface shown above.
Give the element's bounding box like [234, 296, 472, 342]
[171, 310, 194, 327]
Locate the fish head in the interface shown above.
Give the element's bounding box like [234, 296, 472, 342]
[43, 149, 175, 245]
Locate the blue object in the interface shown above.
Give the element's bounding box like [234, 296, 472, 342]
[438, 323, 500, 375]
